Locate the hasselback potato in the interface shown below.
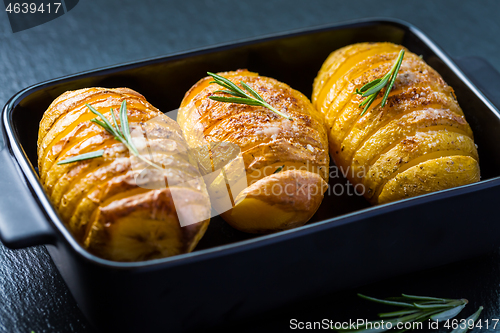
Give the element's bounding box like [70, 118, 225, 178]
[312, 42, 480, 204]
[178, 70, 329, 233]
[37, 87, 210, 261]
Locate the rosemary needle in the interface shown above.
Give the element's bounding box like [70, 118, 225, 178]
[451, 306, 483, 333]
[56, 150, 104, 165]
[207, 72, 293, 120]
[273, 165, 285, 174]
[355, 49, 405, 116]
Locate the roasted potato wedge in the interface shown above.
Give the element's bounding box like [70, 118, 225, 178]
[312, 42, 480, 204]
[178, 70, 329, 233]
[37, 87, 210, 261]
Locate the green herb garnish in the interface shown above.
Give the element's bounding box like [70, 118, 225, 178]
[57, 149, 104, 165]
[354, 49, 405, 116]
[336, 293, 482, 333]
[57, 101, 162, 170]
[273, 165, 285, 174]
[207, 72, 292, 120]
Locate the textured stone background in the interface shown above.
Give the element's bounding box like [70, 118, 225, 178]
[1, 1, 499, 332]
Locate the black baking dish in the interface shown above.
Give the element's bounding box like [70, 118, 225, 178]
[2, 18, 500, 332]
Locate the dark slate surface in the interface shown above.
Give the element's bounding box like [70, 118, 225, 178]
[1, 1, 500, 332]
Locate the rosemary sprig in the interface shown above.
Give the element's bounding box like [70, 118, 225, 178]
[336, 293, 482, 333]
[355, 49, 405, 116]
[57, 101, 162, 170]
[207, 72, 293, 120]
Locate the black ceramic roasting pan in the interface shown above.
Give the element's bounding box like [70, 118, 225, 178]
[2, 18, 500, 332]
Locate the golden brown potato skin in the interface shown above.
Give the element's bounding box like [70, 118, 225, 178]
[178, 70, 329, 233]
[313, 42, 480, 204]
[37, 87, 210, 261]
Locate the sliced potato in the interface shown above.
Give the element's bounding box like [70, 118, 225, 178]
[38, 88, 210, 261]
[178, 70, 329, 233]
[313, 42, 479, 204]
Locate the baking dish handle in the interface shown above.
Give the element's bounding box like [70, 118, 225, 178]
[455, 56, 500, 111]
[0, 131, 56, 248]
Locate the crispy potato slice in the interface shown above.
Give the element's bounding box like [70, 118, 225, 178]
[377, 155, 480, 204]
[84, 188, 210, 262]
[364, 131, 478, 201]
[339, 86, 464, 170]
[221, 170, 327, 233]
[351, 108, 473, 184]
